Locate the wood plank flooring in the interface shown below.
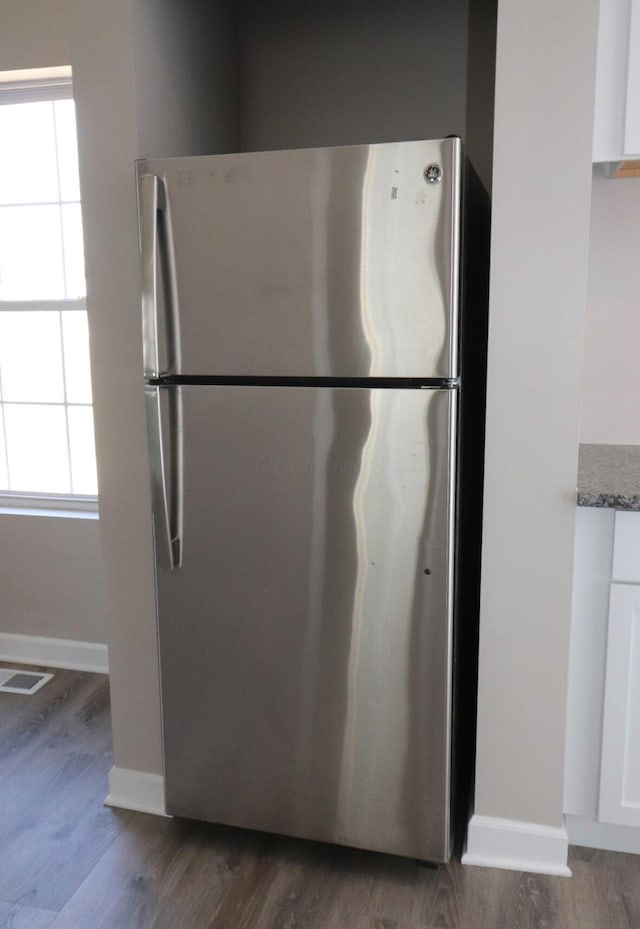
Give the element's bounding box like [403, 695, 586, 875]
[1, 666, 639, 928]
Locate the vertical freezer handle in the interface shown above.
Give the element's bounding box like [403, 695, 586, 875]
[140, 174, 160, 378]
[145, 386, 183, 571]
[139, 173, 181, 378]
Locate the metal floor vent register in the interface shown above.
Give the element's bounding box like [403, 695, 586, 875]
[0, 668, 54, 695]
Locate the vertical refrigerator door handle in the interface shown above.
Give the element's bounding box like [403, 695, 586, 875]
[140, 174, 160, 378]
[139, 173, 181, 378]
[145, 386, 183, 571]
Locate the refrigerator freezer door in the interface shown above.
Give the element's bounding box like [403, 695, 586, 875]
[153, 385, 456, 862]
[137, 138, 460, 380]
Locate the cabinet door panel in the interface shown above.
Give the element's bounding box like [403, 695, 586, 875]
[599, 584, 640, 826]
[563, 508, 614, 818]
[624, 0, 640, 154]
[612, 511, 640, 583]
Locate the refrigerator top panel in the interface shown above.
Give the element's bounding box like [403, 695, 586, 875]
[138, 138, 461, 380]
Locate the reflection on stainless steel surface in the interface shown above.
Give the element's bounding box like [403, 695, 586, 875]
[137, 138, 460, 379]
[156, 386, 455, 861]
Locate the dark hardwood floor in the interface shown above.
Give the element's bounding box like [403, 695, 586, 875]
[0, 666, 637, 928]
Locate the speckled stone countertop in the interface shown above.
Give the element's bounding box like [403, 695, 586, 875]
[577, 444, 640, 511]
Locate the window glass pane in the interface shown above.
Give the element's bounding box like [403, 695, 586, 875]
[61, 204, 86, 298]
[53, 100, 81, 202]
[4, 403, 70, 493]
[68, 406, 98, 495]
[0, 311, 65, 402]
[62, 311, 92, 403]
[0, 205, 65, 300]
[0, 101, 59, 205]
[0, 415, 7, 489]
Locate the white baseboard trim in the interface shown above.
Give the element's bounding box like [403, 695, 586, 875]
[0, 632, 108, 673]
[105, 765, 169, 818]
[462, 814, 572, 877]
[566, 814, 640, 855]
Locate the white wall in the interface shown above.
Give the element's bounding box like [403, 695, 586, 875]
[580, 170, 640, 445]
[0, 0, 106, 648]
[470, 0, 599, 838]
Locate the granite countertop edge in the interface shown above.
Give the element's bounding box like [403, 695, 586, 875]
[577, 444, 640, 512]
[577, 491, 640, 511]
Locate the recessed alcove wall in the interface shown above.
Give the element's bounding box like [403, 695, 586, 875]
[130, 0, 472, 160]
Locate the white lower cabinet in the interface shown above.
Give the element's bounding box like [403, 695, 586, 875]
[565, 508, 640, 852]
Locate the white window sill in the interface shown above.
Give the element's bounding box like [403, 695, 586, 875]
[0, 494, 99, 519]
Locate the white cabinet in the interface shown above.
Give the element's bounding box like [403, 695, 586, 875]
[593, 0, 640, 161]
[598, 513, 640, 827]
[565, 508, 640, 852]
[599, 584, 640, 826]
[627, 0, 640, 153]
[564, 507, 614, 820]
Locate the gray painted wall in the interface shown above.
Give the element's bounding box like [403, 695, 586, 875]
[0, 0, 69, 70]
[130, 0, 240, 158]
[238, 0, 468, 152]
[464, 0, 497, 193]
[0, 516, 105, 642]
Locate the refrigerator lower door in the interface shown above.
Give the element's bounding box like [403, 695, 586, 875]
[151, 384, 456, 862]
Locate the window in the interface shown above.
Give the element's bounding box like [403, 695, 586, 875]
[0, 72, 97, 510]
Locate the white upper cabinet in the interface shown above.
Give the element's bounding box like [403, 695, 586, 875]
[593, 0, 640, 161]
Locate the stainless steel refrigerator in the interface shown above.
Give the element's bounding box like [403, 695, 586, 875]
[137, 137, 461, 863]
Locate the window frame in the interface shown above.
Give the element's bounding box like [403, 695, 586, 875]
[0, 72, 98, 515]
